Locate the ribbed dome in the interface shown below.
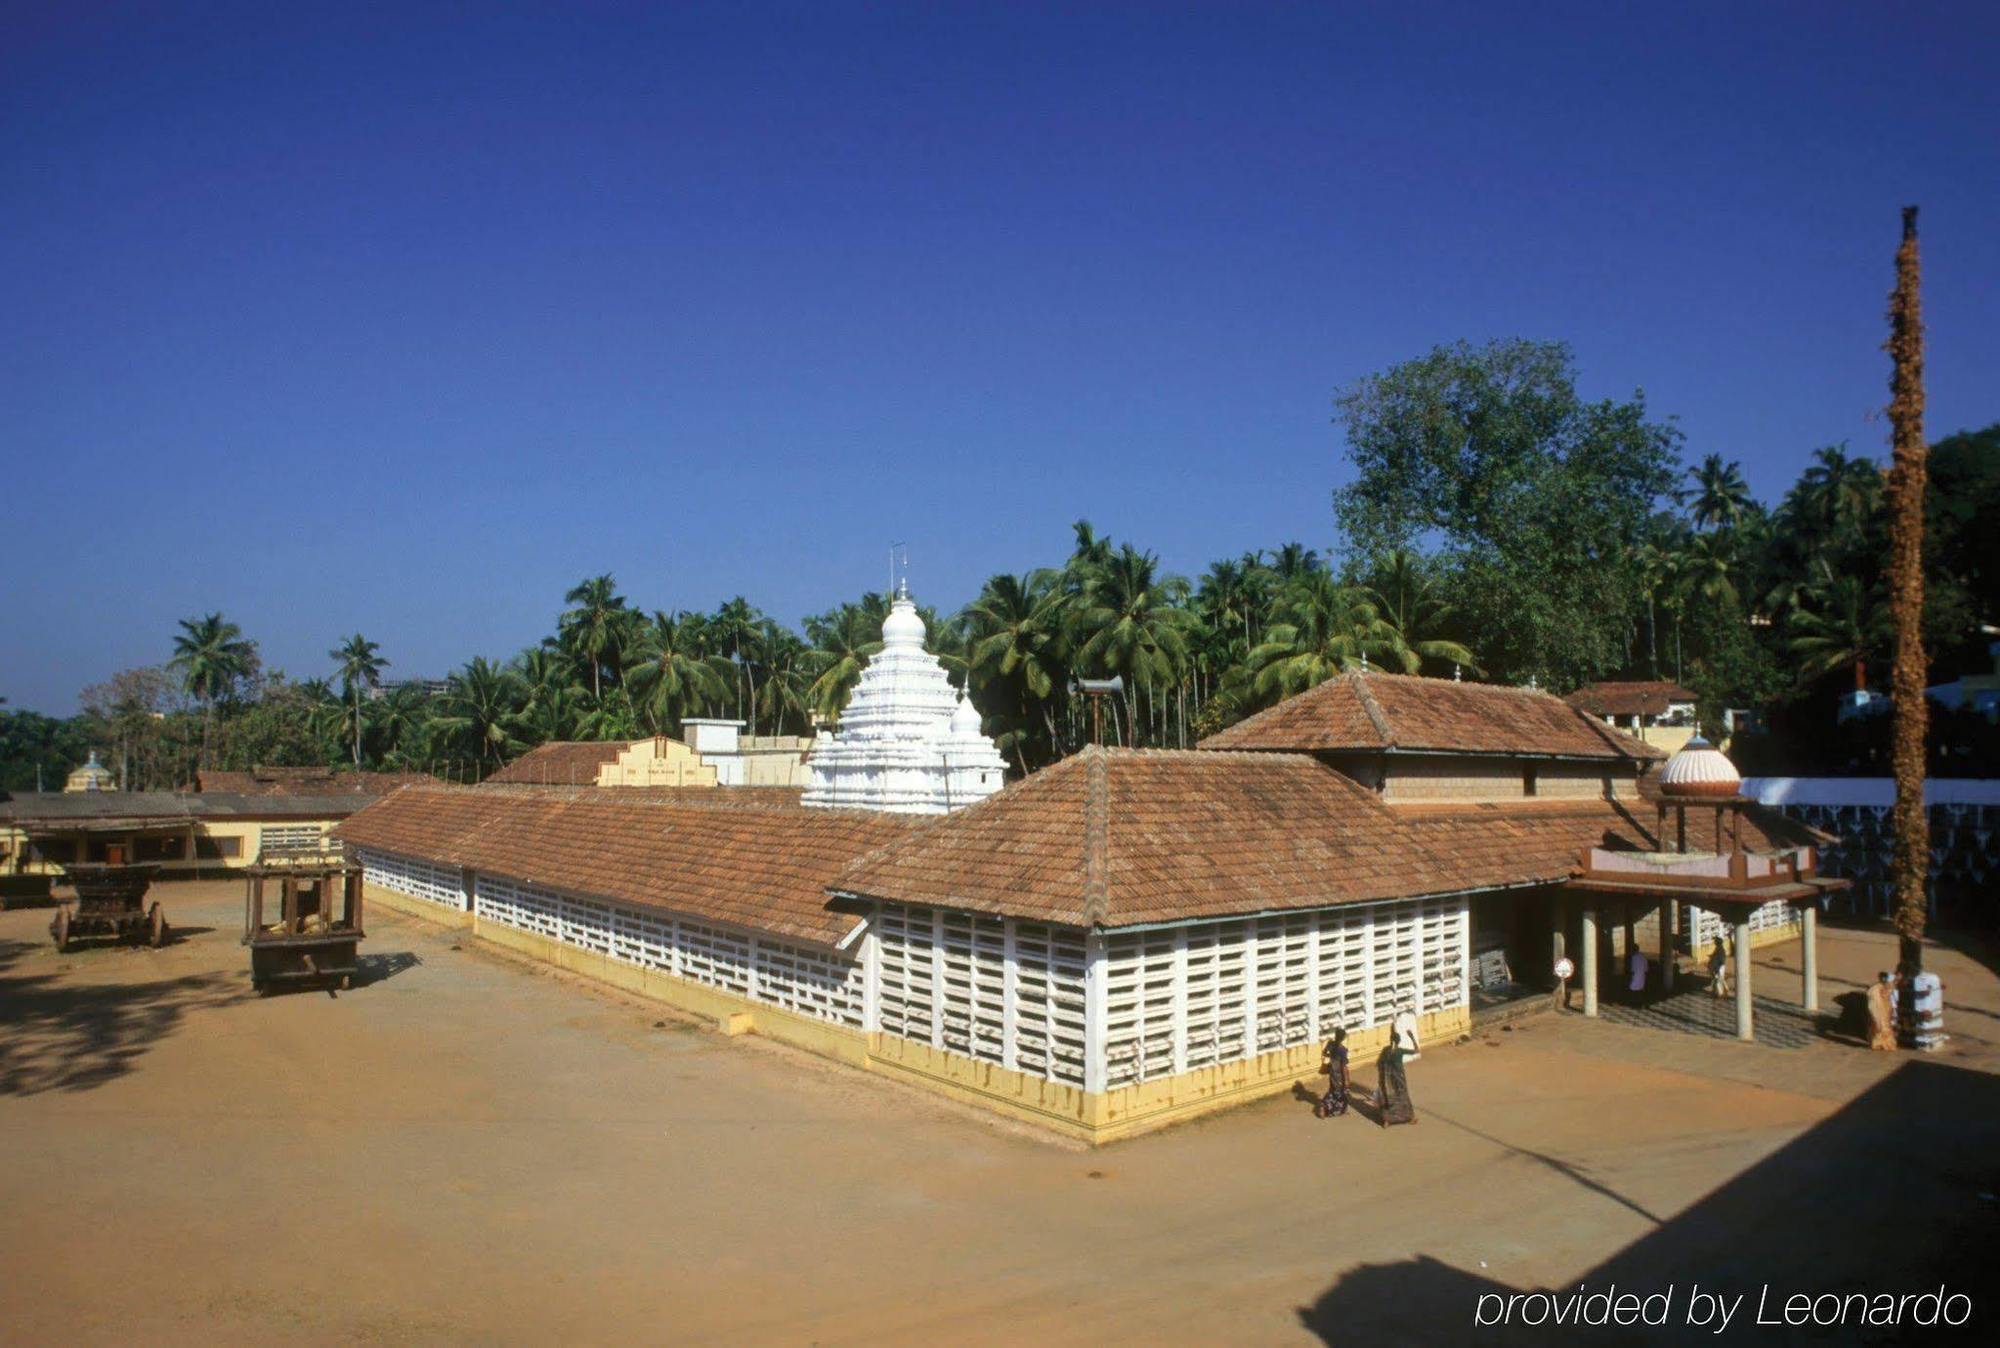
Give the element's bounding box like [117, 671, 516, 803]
[881, 596, 926, 648]
[950, 695, 982, 733]
[1658, 736, 1741, 798]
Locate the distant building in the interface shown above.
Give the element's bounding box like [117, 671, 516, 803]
[1564, 680, 1700, 751]
[363, 677, 452, 702]
[1926, 640, 2000, 719]
[64, 751, 117, 793]
[681, 720, 814, 787]
[485, 737, 719, 788]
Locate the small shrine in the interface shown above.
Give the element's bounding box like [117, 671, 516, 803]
[802, 582, 1007, 814]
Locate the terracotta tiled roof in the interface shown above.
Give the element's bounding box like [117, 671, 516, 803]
[334, 785, 916, 945]
[1198, 670, 1667, 761]
[483, 740, 637, 785]
[835, 747, 1817, 928]
[196, 768, 439, 796]
[1563, 680, 1699, 718]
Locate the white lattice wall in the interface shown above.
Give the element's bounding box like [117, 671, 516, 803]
[1102, 896, 1470, 1090]
[1689, 897, 1802, 949]
[357, 847, 468, 911]
[874, 904, 1089, 1088]
[472, 875, 865, 1029]
[261, 823, 328, 855]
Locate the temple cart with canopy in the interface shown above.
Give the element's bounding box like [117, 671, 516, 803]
[243, 853, 365, 992]
[51, 859, 167, 951]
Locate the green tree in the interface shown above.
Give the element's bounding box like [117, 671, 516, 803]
[1686, 454, 1753, 531]
[330, 633, 387, 767]
[963, 571, 1071, 771]
[559, 575, 629, 702]
[169, 612, 256, 769]
[1245, 572, 1395, 702]
[435, 658, 525, 776]
[1067, 545, 1190, 746]
[625, 611, 730, 736]
[1361, 548, 1481, 676]
[1333, 338, 1680, 688]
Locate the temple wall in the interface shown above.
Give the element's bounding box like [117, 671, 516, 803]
[356, 845, 1475, 1143]
[1742, 780, 2000, 922]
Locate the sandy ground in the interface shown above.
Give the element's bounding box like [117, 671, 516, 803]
[3, 882, 1998, 1345]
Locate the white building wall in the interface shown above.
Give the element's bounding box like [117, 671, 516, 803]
[1688, 896, 1801, 950]
[469, 874, 867, 1029]
[357, 846, 469, 912]
[1101, 896, 1471, 1091]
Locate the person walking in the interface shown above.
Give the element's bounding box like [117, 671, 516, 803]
[1315, 1029, 1350, 1118]
[1553, 955, 1575, 1012]
[1376, 1039, 1416, 1127]
[1707, 938, 1731, 1000]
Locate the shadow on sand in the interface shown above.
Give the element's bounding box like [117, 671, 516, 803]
[1297, 1060, 2000, 1343]
[0, 938, 249, 1096]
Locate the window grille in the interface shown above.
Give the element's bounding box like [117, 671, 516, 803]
[261, 823, 327, 855]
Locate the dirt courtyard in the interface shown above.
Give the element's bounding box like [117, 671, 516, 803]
[4, 882, 1998, 1344]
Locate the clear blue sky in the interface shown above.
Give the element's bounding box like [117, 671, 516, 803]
[4, 1, 1996, 714]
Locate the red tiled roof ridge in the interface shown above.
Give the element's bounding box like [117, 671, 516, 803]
[1080, 746, 1111, 926]
[1352, 671, 1394, 742]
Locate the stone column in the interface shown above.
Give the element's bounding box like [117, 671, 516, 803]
[1581, 906, 1599, 1018]
[1734, 917, 1754, 1042]
[1800, 903, 1819, 1013]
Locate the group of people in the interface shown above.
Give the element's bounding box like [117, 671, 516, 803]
[1313, 1007, 1420, 1128]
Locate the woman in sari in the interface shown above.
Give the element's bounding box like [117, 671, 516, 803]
[1376, 1039, 1416, 1127]
[1315, 1028, 1350, 1118]
[1865, 970, 1897, 1051]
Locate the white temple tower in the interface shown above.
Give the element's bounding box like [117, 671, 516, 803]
[802, 583, 1008, 814]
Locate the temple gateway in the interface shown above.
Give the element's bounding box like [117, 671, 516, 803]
[338, 602, 1839, 1143]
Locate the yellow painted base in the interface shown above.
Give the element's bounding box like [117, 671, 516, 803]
[379, 892, 1471, 1145]
[363, 882, 473, 931]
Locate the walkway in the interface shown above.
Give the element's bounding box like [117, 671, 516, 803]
[1599, 986, 1819, 1048]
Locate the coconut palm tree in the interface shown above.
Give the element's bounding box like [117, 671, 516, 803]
[1796, 444, 1882, 541]
[370, 684, 431, 766]
[560, 575, 628, 702]
[1245, 572, 1396, 703]
[436, 657, 525, 776]
[625, 611, 730, 737]
[804, 599, 886, 724]
[1884, 205, 1931, 991]
[1363, 549, 1481, 676]
[963, 571, 1071, 769]
[1068, 546, 1191, 746]
[1671, 531, 1742, 624]
[711, 596, 765, 730]
[330, 633, 386, 767]
[1686, 455, 1754, 531]
[1786, 568, 1891, 691]
[170, 612, 255, 769]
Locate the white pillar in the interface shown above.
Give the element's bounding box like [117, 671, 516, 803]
[1411, 902, 1426, 1016]
[1000, 917, 1019, 1070]
[929, 908, 946, 1050]
[1800, 903, 1819, 1014]
[862, 906, 882, 1035]
[1083, 929, 1108, 1094]
[1581, 906, 1599, 1017]
[1241, 920, 1260, 1060]
[1362, 904, 1378, 1027]
[1170, 927, 1190, 1076]
[1734, 918, 1754, 1042]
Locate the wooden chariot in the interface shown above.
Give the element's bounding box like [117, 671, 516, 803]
[243, 853, 366, 993]
[51, 862, 166, 951]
